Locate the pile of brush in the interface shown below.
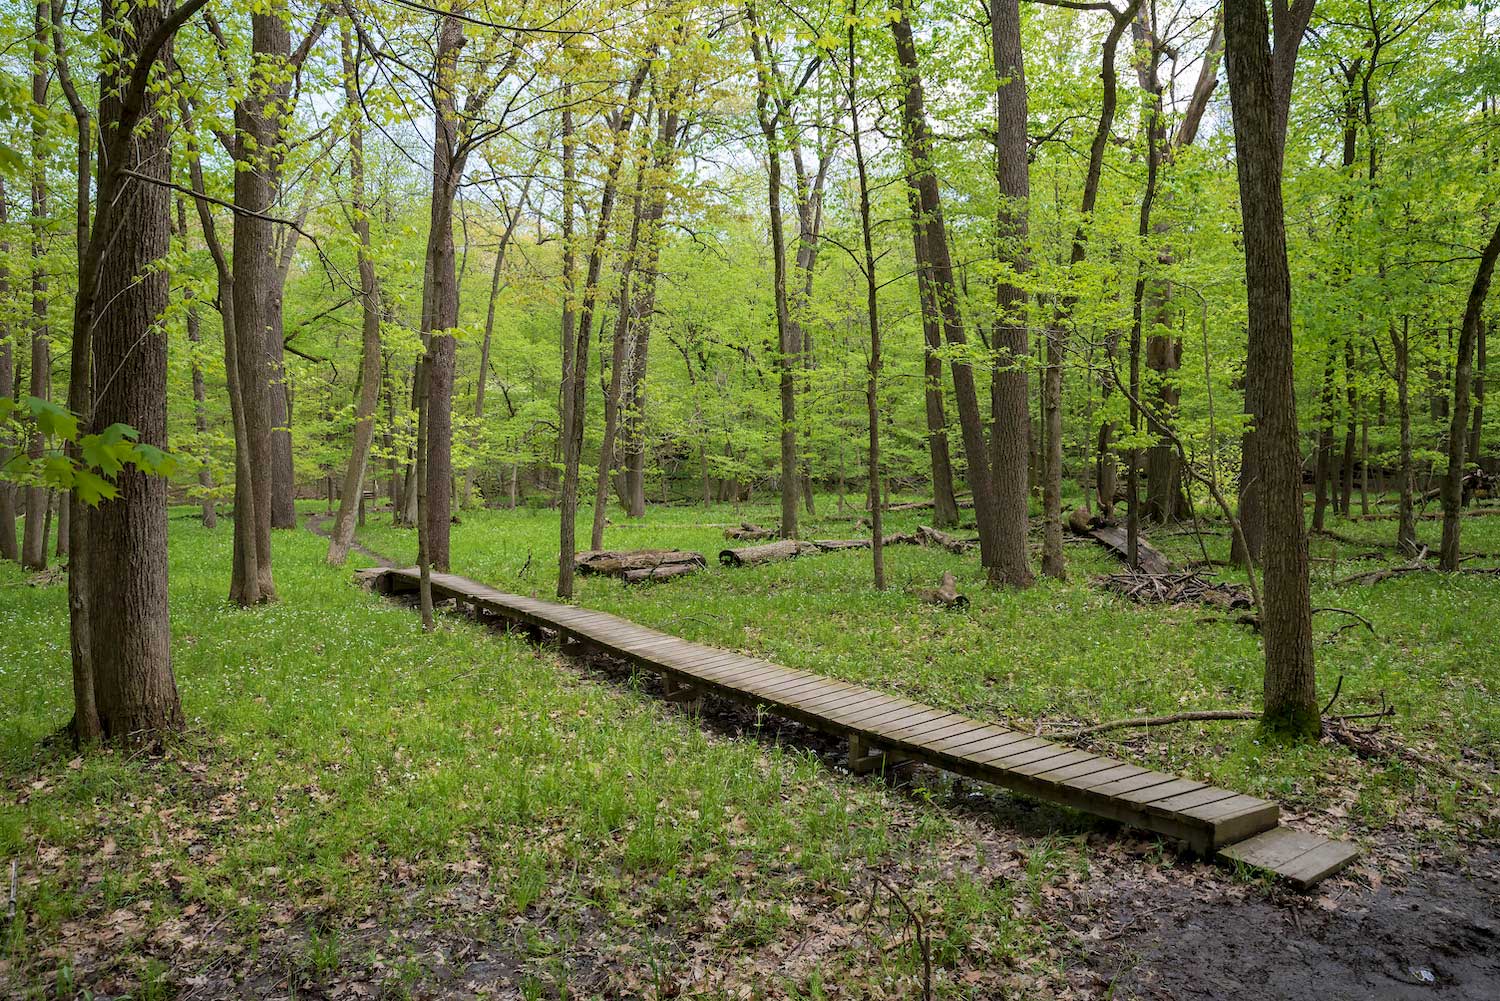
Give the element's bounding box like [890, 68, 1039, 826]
[1095, 569, 1252, 610]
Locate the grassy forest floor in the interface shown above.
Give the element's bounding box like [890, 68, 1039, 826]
[2, 493, 1498, 999]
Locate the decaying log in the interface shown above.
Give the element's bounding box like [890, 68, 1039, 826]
[719, 535, 926, 567]
[1070, 519, 1173, 575]
[724, 522, 777, 541]
[885, 494, 974, 512]
[576, 549, 707, 581]
[914, 571, 968, 608]
[913, 524, 978, 554]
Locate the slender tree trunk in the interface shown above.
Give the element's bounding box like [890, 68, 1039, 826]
[591, 172, 647, 551]
[1439, 218, 1500, 569]
[891, 0, 1007, 581]
[1224, 0, 1319, 738]
[467, 177, 530, 508]
[1394, 318, 1417, 552]
[87, 0, 184, 743]
[1312, 347, 1336, 530]
[0, 181, 16, 562]
[329, 21, 384, 566]
[22, 11, 50, 572]
[747, 18, 801, 542]
[185, 280, 217, 528]
[988, 0, 1035, 587]
[187, 133, 262, 607]
[558, 63, 648, 598]
[906, 187, 959, 528]
[847, 12, 883, 590]
[1468, 318, 1485, 466]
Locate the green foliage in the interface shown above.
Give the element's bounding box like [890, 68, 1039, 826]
[0, 398, 175, 505]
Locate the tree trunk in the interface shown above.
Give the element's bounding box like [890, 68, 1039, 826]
[1223, 0, 1319, 738]
[22, 14, 50, 572]
[1468, 318, 1487, 466]
[420, 12, 467, 574]
[906, 188, 960, 528]
[1312, 347, 1336, 530]
[88, 0, 184, 743]
[184, 108, 262, 608]
[558, 63, 649, 598]
[591, 172, 648, 551]
[328, 22, 384, 567]
[0, 180, 16, 562]
[230, 9, 290, 600]
[746, 17, 801, 543]
[847, 15, 884, 590]
[1439, 218, 1500, 569]
[891, 1, 1010, 583]
[1394, 318, 1417, 552]
[176, 196, 218, 530]
[988, 0, 1035, 588]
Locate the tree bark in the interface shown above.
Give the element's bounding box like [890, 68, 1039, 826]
[847, 13, 884, 590]
[328, 21, 384, 567]
[178, 195, 217, 530]
[1393, 318, 1417, 553]
[746, 5, 801, 542]
[0, 181, 16, 562]
[557, 62, 649, 598]
[1223, 0, 1319, 738]
[1439, 217, 1500, 569]
[418, 12, 467, 573]
[1312, 346, 1336, 530]
[988, 0, 1035, 588]
[1469, 318, 1486, 466]
[87, 0, 184, 744]
[906, 187, 960, 529]
[891, 0, 1007, 583]
[22, 7, 51, 572]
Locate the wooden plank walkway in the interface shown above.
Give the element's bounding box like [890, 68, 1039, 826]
[366, 566, 1358, 886]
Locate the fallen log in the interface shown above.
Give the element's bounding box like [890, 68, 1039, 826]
[1069, 518, 1173, 574]
[724, 522, 777, 541]
[914, 571, 968, 608]
[885, 495, 974, 512]
[719, 535, 924, 567]
[913, 524, 978, 554]
[576, 549, 707, 581]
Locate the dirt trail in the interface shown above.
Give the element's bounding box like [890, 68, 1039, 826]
[304, 512, 396, 567]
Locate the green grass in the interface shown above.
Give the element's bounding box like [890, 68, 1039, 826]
[359, 492, 1500, 835]
[0, 505, 1071, 998]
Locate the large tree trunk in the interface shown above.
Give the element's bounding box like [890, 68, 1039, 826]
[418, 13, 466, 574]
[87, 0, 184, 744]
[328, 22, 384, 567]
[229, 9, 289, 600]
[0, 180, 16, 562]
[988, 0, 1035, 588]
[891, 0, 1008, 582]
[1439, 217, 1500, 569]
[1223, 0, 1319, 738]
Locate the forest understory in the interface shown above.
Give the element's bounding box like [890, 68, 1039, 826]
[2, 495, 1496, 999]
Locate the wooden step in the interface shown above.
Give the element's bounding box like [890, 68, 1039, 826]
[1216, 826, 1360, 889]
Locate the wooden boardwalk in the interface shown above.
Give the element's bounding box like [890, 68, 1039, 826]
[367, 566, 1358, 888]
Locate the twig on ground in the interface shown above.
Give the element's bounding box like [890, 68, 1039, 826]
[1312, 607, 1376, 635]
[868, 876, 933, 1001]
[1321, 675, 1344, 715]
[1061, 710, 1261, 738]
